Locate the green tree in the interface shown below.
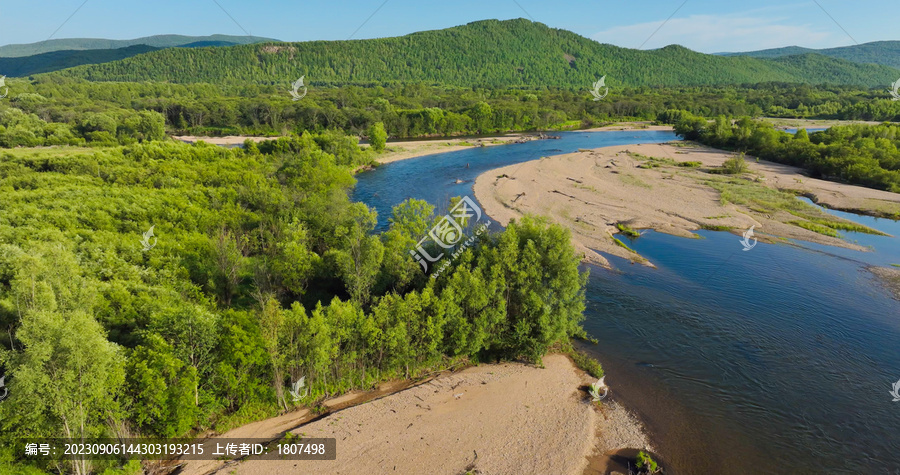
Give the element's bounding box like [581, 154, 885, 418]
[125, 334, 198, 437]
[3, 310, 124, 475]
[368, 121, 387, 152]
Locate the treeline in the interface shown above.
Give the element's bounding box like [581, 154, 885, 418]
[0, 134, 588, 474]
[4, 76, 900, 148]
[673, 112, 900, 192]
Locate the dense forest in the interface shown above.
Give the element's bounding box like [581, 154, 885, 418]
[3, 76, 900, 148]
[673, 113, 900, 192]
[47, 19, 898, 88]
[722, 40, 900, 69]
[0, 133, 589, 474]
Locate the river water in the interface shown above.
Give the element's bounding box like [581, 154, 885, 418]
[352, 130, 900, 474]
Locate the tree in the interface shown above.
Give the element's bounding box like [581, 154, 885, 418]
[471, 102, 493, 134]
[213, 227, 247, 306]
[368, 121, 387, 152]
[4, 310, 124, 475]
[256, 297, 287, 410]
[329, 205, 384, 304]
[125, 334, 198, 437]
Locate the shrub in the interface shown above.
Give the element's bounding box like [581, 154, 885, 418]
[636, 451, 659, 473]
[721, 155, 749, 174]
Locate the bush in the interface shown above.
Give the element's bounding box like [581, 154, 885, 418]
[636, 451, 659, 473]
[721, 155, 749, 174]
[368, 121, 387, 152]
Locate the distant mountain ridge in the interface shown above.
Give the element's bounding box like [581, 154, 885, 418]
[49, 19, 899, 88]
[0, 34, 278, 57]
[0, 45, 161, 77]
[720, 41, 900, 70]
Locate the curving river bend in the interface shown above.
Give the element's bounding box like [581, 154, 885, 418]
[352, 130, 900, 474]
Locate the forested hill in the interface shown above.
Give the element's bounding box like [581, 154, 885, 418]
[51, 19, 898, 88]
[722, 41, 900, 70]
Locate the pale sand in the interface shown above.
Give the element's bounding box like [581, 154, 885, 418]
[473, 142, 900, 268]
[172, 135, 272, 146]
[579, 122, 673, 132]
[371, 133, 564, 165]
[222, 355, 649, 475]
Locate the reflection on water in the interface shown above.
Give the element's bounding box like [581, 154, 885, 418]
[353, 131, 900, 473]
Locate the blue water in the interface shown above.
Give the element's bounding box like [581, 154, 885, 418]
[353, 130, 675, 230]
[352, 131, 900, 474]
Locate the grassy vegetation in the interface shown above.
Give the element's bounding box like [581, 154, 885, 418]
[636, 451, 659, 473]
[791, 214, 888, 235]
[615, 223, 641, 238]
[788, 220, 841, 237]
[713, 155, 750, 175]
[700, 224, 734, 231]
[703, 176, 886, 236]
[619, 173, 653, 189]
[676, 160, 702, 167]
[610, 236, 647, 265]
[567, 348, 605, 379]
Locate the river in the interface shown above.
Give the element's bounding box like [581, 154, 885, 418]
[352, 130, 900, 474]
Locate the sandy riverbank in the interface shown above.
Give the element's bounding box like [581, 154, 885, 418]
[194, 355, 650, 475]
[172, 135, 272, 146]
[370, 134, 537, 164]
[473, 142, 900, 268]
[172, 123, 672, 166]
[759, 117, 884, 129]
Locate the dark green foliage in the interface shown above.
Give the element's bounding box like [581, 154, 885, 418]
[725, 40, 900, 69]
[0, 45, 162, 77]
[50, 20, 897, 87]
[568, 349, 605, 379]
[0, 134, 589, 471]
[676, 114, 900, 192]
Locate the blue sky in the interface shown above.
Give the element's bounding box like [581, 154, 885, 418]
[0, 0, 895, 53]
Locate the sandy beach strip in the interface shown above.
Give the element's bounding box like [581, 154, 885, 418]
[473, 142, 900, 268]
[213, 354, 650, 475]
[171, 123, 673, 166]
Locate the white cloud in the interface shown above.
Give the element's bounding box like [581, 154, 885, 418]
[591, 13, 838, 53]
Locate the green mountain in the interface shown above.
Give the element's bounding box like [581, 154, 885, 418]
[721, 41, 900, 70]
[0, 44, 161, 77]
[0, 34, 277, 57]
[50, 19, 899, 88]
